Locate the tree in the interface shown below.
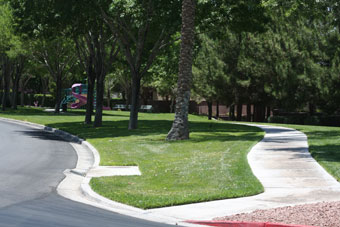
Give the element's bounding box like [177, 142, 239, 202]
[10, 55, 26, 109]
[32, 37, 76, 113]
[102, 0, 182, 129]
[9, 0, 78, 113]
[149, 35, 180, 112]
[60, 0, 120, 126]
[167, 0, 269, 140]
[74, 34, 96, 124]
[0, 0, 25, 111]
[167, 0, 196, 140]
[192, 34, 225, 120]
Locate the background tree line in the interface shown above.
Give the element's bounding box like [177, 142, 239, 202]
[1, 0, 339, 140]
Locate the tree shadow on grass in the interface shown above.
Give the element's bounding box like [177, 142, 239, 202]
[309, 145, 340, 163]
[300, 129, 340, 164]
[45, 119, 263, 143]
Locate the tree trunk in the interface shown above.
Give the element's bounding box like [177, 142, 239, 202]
[229, 105, 235, 121]
[12, 78, 20, 110]
[262, 105, 266, 121]
[170, 96, 175, 113]
[19, 76, 31, 107]
[128, 76, 141, 130]
[85, 63, 95, 124]
[125, 86, 131, 109]
[2, 76, 10, 111]
[54, 74, 62, 114]
[28, 93, 33, 106]
[107, 87, 111, 109]
[254, 104, 265, 122]
[12, 56, 25, 110]
[216, 101, 219, 118]
[309, 103, 315, 115]
[246, 104, 251, 122]
[253, 104, 257, 122]
[122, 91, 126, 103]
[207, 101, 213, 120]
[166, 0, 196, 141]
[1, 59, 11, 111]
[20, 87, 25, 107]
[42, 93, 46, 107]
[236, 104, 242, 121]
[94, 75, 104, 127]
[266, 106, 271, 119]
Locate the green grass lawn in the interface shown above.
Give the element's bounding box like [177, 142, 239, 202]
[0, 107, 264, 209]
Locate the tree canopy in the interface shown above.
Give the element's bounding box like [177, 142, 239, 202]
[1, 0, 340, 138]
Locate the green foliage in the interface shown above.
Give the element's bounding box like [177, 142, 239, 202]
[0, 1, 24, 57]
[192, 34, 225, 102]
[33, 94, 54, 107]
[267, 116, 286, 124]
[304, 116, 320, 126]
[5, 0, 340, 118]
[0, 1, 14, 51]
[149, 34, 180, 98]
[197, 0, 270, 35]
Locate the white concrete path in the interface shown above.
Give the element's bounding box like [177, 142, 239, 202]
[148, 124, 340, 221]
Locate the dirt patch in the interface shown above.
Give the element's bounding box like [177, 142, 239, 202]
[215, 201, 340, 227]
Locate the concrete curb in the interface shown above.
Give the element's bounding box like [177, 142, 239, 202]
[0, 117, 198, 226]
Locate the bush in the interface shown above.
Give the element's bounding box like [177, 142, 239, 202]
[319, 116, 340, 127]
[33, 94, 54, 107]
[304, 116, 320, 126]
[283, 115, 305, 125]
[267, 116, 286, 123]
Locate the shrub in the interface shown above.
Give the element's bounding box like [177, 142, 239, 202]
[33, 94, 54, 107]
[283, 115, 305, 125]
[304, 116, 320, 126]
[319, 116, 340, 127]
[267, 116, 286, 123]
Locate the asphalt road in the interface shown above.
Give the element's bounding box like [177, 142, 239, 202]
[0, 120, 176, 227]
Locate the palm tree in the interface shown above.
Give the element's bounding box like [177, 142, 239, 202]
[166, 0, 196, 140]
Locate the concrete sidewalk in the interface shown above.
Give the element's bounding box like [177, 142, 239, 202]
[147, 124, 340, 221]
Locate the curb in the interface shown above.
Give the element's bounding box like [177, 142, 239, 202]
[0, 117, 199, 226]
[186, 221, 319, 227]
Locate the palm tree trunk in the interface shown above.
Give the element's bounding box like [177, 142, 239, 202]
[166, 0, 196, 141]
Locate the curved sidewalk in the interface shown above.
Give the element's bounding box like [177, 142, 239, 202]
[148, 124, 340, 221]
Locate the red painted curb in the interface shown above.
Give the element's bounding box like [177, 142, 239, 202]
[186, 220, 319, 227]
